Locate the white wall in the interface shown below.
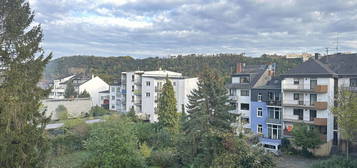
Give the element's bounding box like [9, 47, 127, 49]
[42, 98, 92, 120]
[79, 76, 109, 107]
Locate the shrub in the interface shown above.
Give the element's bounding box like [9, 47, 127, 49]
[89, 106, 110, 117]
[56, 105, 69, 120]
[149, 148, 178, 168]
[311, 156, 357, 168]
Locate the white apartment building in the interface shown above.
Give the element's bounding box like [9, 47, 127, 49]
[227, 63, 275, 133]
[121, 70, 198, 122]
[109, 84, 122, 112]
[281, 53, 357, 155]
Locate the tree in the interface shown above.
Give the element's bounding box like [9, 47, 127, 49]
[157, 77, 179, 133]
[84, 117, 145, 168]
[181, 68, 235, 167]
[64, 80, 76, 98]
[78, 90, 90, 98]
[127, 106, 138, 122]
[332, 89, 357, 160]
[292, 123, 323, 156]
[89, 106, 110, 117]
[56, 104, 69, 120]
[0, 0, 52, 167]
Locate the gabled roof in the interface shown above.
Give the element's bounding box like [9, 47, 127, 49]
[282, 53, 357, 78]
[281, 58, 336, 77]
[227, 65, 269, 89]
[319, 53, 357, 76]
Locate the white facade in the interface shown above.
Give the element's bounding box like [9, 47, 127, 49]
[49, 75, 75, 99]
[109, 85, 122, 111]
[79, 76, 109, 107]
[121, 70, 198, 122]
[282, 77, 335, 142]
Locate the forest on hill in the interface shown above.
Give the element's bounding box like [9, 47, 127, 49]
[44, 54, 302, 83]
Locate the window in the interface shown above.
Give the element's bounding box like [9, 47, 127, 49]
[257, 93, 262, 101]
[257, 124, 263, 134]
[350, 78, 357, 87]
[111, 96, 115, 100]
[131, 96, 134, 102]
[268, 92, 273, 100]
[294, 78, 300, 85]
[268, 107, 281, 120]
[293, 109, 304, 120]
[173, 82, 176, 86]
[229, 89, 236, 96]
[257, 108, 263, 117]
[146, 92, 151, 97]
[131, 75, 135, 82]
[310, 110, 317, 121]
[241, 90, 249, 96]
[240, 76, 250, 83]
[112, 105, 115, 109]
[111, 87, 115, 92]
[267, 124, 281, 139]
[146, 81, 151, 86]
[132, 85, 135, 92]
[293, 93, 300, 100]
[241, 103, 249, 110]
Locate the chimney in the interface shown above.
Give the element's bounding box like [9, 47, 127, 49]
[314, 53, 320, 60]
[236, 63, 243, 73]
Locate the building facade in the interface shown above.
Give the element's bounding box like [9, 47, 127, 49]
[251, 78, 282, 148]
[227, 63, 275, 133]
[109, 84, 122, 112]
[121, 70, 198, 122]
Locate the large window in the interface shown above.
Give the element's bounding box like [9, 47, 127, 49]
[268, 107, 281, 120]
[241, 90, 249, 96]
[257, 108, 263, 117]
[229, 89, 236, 96]
[146, 81, 151, 86]
[267, 124, 282, 139]
[310, 110, 317, 121]
[146, 92, 151, 97]
[294, 78, 300, 85]
[241, 103, 250, 110]
[293, 109, 304, 120]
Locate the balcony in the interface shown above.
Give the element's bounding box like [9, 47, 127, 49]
[134, 80, 142, 85]
[134, 100, 142, 105]
[155, 87, 162, 92]
[283, 84, 328, 93]
[134, 90, 142, 96]
[266, 100, 282, 106]
[283, 100, 328, 110]
[229, 95, 239, 101]
[266, 118, 282, 124]
[313, 118, 327, 126]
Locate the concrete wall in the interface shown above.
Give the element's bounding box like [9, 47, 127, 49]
[42, 98, 92, 120]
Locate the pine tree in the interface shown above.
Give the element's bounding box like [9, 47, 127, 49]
[78, 89, 90, 98]
[0, 0, 52, 167]
[64, 80, 76, 98]
[181, 68, 235, 167]
[157, 77, 179, 133]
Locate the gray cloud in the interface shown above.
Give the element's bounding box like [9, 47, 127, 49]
[29, 0, 357, 58]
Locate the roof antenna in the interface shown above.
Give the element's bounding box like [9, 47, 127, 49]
[336, 33, 339, 54]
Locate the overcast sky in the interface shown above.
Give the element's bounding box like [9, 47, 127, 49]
[29, 0, 357, 58]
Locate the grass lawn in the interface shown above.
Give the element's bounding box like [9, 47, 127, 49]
[46, 151, 91, 168]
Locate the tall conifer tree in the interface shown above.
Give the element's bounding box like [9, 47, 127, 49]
[0, 0, 52, 167]
[182, 68, 235, 167]
[157, 77, 179, 132]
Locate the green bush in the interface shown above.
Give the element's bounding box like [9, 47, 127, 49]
[89, 106, 110, 117]
[56, 105, 69, 120]
[149, 148, 178, 168]
[311, 156, 357, 168]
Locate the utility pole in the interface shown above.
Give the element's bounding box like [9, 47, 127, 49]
[336, 33, 339, 54]
[325, 48, 329, 56]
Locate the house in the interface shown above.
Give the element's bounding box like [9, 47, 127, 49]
[121, 69, 198, 122]
[109, 80, 122, 112]
[49, 75, 109, 107]
[251, 77, 282, 149]
[281, 53, 357, 155]
[226, 63, 275, 133]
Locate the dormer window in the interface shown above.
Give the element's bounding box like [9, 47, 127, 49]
[240, 76, 250, 83]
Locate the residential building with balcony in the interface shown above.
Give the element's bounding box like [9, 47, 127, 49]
[121, 70, 198, 122]
[109, 80, 122, 112]
[251, 77, 283, 148]
[281, 53, 357, 155]
[226, 63, 275, 133]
